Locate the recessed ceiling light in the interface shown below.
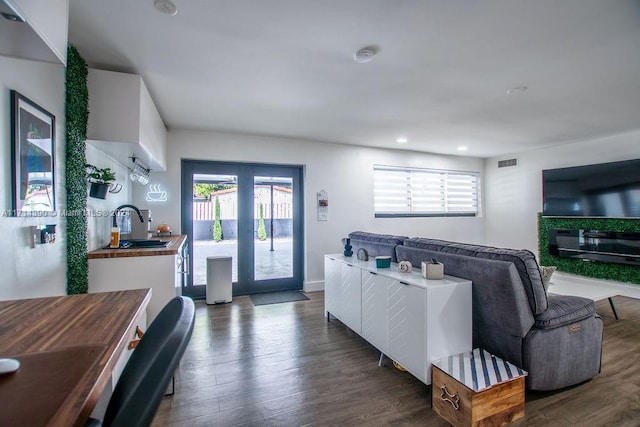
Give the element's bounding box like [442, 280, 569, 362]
[154, 0, 178, 16]
[507, 86, 527, 95]
[457, 146, 468, 151]
[396, 137, 408, 144]
[354, 47, 377, 64]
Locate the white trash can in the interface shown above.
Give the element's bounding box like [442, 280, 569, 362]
[206, 256, 232, 304]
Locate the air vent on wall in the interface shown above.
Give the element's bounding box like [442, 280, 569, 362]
[498, 158, 518, 168]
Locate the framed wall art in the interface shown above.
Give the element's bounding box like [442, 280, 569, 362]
[11, 90, 56, 215]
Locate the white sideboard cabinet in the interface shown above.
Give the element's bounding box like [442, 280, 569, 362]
[324, 254, 472, 385]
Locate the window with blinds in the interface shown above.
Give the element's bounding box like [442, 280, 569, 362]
[373, 165, 479, 217]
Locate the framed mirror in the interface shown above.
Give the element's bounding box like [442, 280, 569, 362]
[10, 90, 56, 215]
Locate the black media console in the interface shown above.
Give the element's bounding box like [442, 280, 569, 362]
[548, 229, 640, 267]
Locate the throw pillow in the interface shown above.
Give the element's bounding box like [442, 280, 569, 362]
[539, 266, 557, 293]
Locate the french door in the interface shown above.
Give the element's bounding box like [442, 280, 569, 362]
[181, 160, 303, 297]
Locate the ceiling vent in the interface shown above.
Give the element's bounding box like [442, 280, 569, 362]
[498, 158, 518, 168]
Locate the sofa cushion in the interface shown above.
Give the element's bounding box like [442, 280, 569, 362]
[403, 238, 548, 315]
[346, 231, 408, 263]
[539, 266, 557, 293]
[534, 295, 595, 330]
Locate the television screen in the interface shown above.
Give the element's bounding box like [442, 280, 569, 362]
[542, 159, 640, 218]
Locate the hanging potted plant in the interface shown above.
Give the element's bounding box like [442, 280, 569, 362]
[87, 165, 117, 199]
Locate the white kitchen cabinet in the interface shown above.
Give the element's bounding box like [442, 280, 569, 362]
[87, 69, 167, 171]
[324, 256, 341, 319]
[324, 256, 361, 334]
[0, 0, 68, 64]
[324, 254, 472, 385]
[387, 279, 427, 382]
[89, 254, 177, 323]
[340, 262, 362, 333]
[361, 271, 389, 353]
[88, 236, 186, 323]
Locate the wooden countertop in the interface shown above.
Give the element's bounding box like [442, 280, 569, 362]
[0, 289, 151, 426]
[88, 234, 187, 259]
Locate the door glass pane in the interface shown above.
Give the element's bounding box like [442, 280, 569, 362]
[254, 176, 293, 281]
[192, 174, 238, 284]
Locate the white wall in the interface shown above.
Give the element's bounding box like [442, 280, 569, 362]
[0, 56, 66, 299]
[86, 144, 132, 251]
[484, 129, 640, 254]
[0, 55, 133, 300]
[132, 129, 485, 290]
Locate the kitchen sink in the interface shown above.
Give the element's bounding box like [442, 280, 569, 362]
[105, 239, 169, 249]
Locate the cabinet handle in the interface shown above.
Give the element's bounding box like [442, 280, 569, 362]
[370, 272, 377, 276]
[128, 326, 145, 350]
[400, 281, 410, 286]
[439, 384, 460, 410]
[346, 263, 353, 267]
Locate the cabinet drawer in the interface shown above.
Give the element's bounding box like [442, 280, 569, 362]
[113, 309, 147, 386]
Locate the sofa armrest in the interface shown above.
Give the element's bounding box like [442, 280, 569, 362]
[534, 295, 596, 330]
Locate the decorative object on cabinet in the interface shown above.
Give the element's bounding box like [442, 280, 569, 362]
[399, 260, 412, 273]
[422, 259, 444, 280]
[65, 45, 90, 295]
[343, 238, 353, 257]
[156, 223, 172, 237]
[10, 90, 56, 215]
[87, 164, 119, 199]
[357, 248, 369, 261]
[375, 255, 391, 268]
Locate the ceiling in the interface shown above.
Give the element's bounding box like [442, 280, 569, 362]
[68, 0, 640, 158]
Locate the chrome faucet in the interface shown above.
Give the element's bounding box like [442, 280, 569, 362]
[113, 204, 144, 228]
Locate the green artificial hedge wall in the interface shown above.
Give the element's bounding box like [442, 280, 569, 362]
[538, 213, 640, 285]
[65, 46, 89, 295]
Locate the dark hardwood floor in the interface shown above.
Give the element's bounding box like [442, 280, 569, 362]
[152, 292, 640, 426]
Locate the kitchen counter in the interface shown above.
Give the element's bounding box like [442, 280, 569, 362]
[88, 234, 187, 259]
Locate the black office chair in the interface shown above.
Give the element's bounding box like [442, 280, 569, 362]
[87, 296, 195, 427]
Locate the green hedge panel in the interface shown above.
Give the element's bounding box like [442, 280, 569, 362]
[65, 46, 89, 295]
[538, 213, 640, 285]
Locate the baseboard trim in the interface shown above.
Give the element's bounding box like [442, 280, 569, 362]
[554, 272, 640, 299]
[303, 280, 324, 293]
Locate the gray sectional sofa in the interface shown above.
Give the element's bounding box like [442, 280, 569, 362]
[345, 231, 603, 391]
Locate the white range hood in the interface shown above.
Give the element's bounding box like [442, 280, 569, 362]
[87, 68, 168, 172]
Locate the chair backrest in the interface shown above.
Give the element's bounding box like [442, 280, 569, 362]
[102, 296, 195, 427]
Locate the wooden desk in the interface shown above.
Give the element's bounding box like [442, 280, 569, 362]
[0, 289, 151, 427]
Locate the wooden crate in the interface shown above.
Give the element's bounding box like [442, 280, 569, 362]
[431, 349, 527, 427]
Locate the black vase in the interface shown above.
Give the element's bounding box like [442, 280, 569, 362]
[89, 182, 109, 199]
[343, 238, 353, 257]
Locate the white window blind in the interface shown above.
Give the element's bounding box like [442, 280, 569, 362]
[374, 166, 479, 216]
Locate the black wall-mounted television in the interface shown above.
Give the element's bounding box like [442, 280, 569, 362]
[542, 159, 640, 218]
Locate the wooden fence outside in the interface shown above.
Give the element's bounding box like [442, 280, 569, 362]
[193, 200, 292, 221]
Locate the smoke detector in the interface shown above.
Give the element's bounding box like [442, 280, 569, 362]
[353, 47, 377, 64]
[154, 0, 178, 16]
